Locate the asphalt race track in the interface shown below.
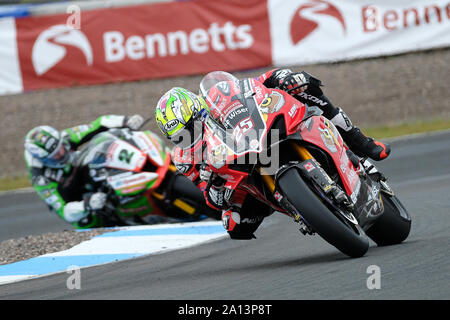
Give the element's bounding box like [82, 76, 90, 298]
[0, 131, 449, 299]
[0, 191, 69, 242]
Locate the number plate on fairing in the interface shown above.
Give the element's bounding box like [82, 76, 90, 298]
[106, 139, 147, 172]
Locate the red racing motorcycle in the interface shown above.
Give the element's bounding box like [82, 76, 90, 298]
[199, 72, 411, 258]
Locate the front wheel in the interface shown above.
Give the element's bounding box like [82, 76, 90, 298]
[366, 193, 411, 246]
[277, 167, 369, 258]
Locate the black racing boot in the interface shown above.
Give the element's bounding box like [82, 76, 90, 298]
[340, 127, 391, 161]
[330, 107, 390, 161]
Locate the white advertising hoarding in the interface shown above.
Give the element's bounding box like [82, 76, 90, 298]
[0, 18, 22, 95]
[269, 0, 450, 66]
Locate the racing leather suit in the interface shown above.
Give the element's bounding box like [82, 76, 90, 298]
[25, 115, 137, 228]
[173, 69, 369, 239]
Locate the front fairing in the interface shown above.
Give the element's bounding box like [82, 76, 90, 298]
[75, 130, 170, 198]
[203, 78, 308, 167]
[202, 77, 309, 202]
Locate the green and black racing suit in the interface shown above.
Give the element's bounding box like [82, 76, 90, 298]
[24, 115, 136, 229]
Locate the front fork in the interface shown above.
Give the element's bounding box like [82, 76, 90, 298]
[260, 141, 314, 193]
[259, 142, 316, 232]
[260, 141, 355, 233]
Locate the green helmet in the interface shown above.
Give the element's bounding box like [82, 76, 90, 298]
[24, 126, 71, 168]
[155, 87, 209, 149]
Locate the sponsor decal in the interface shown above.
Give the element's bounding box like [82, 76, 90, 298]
[216, 81, 231, 95]
[164, 119, 180, 132]
[13, 0, 271, 92]
[119, 206, 149, 214]
[175, 163, 192, 174]
[219, 100, 244, 121]
[270, 0, 450, 67]
[318, 119, 340, 153]
[362, 3, 450, 33]
[364, 183, 382, 215]
[40, 189, 53, 198]
[224, 188, 234, 203]
[274, 68, 292, 79]
[133, 132, 164, 167]
[274, 191, 283, 202]
[209, 186, 225, 208]
[288, 104, 300, 118]
[298, 92, 328, 106]
[241, 216, 263, 224]
[303, 161, 315, 172]
[226, 106, 249, 122]
[350, 179, 361, 204]
[259, 91, 285, 115]
[290, 0, 346, 45]
[103, 21, 254, 63]
[254, 83, 264, 100]
[318, 128, 337, 153]
[32, 25, 93, 76]
[122, 185, 146, 194]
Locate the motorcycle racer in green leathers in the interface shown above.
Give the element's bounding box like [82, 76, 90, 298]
[24, 114, 144, 228]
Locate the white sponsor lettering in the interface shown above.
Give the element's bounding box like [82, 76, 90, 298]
[104, 21, 254, 63]
[298, 92, 328, 106]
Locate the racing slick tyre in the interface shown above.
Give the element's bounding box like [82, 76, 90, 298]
[277, 167, 369, 258]
[366, 194, 411, 246]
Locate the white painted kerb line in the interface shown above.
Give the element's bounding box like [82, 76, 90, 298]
[0, 221, 227, 285]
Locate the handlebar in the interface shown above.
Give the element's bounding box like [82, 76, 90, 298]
[286, 82, 309, 94]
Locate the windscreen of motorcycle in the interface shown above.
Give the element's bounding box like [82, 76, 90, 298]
[74, 132, 114, 168]
[75, 132, 146, 172]
[202, 77, 267, 156]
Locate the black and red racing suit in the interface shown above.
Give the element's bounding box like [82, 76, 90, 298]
[172, 68, 342, 239]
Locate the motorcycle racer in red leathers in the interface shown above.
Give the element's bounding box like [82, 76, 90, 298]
[154, 69, 391, 240]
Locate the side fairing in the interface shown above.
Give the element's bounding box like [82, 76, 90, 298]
[298, 115, 361, 197]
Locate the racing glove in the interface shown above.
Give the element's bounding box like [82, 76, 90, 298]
[199, 163, 213, 182]
[204, 172, 230, 210]
[279, 72, 309, 95]
[84, 192, 107, 211]
[221, 207, 241, 232]
[125, 114, 144, 130]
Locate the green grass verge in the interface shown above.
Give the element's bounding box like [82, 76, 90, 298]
[0, 175, 32, 192]
[362, 118, 450, 140]
[1, 118, 449, 192]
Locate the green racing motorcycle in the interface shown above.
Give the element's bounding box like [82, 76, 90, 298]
[74, 128, 220, 226]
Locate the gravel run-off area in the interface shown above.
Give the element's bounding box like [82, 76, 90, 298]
[0, 228, 116, 265]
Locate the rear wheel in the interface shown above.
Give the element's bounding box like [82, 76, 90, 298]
[366, 193, 411, 246]
[277, 167, 369, 258]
